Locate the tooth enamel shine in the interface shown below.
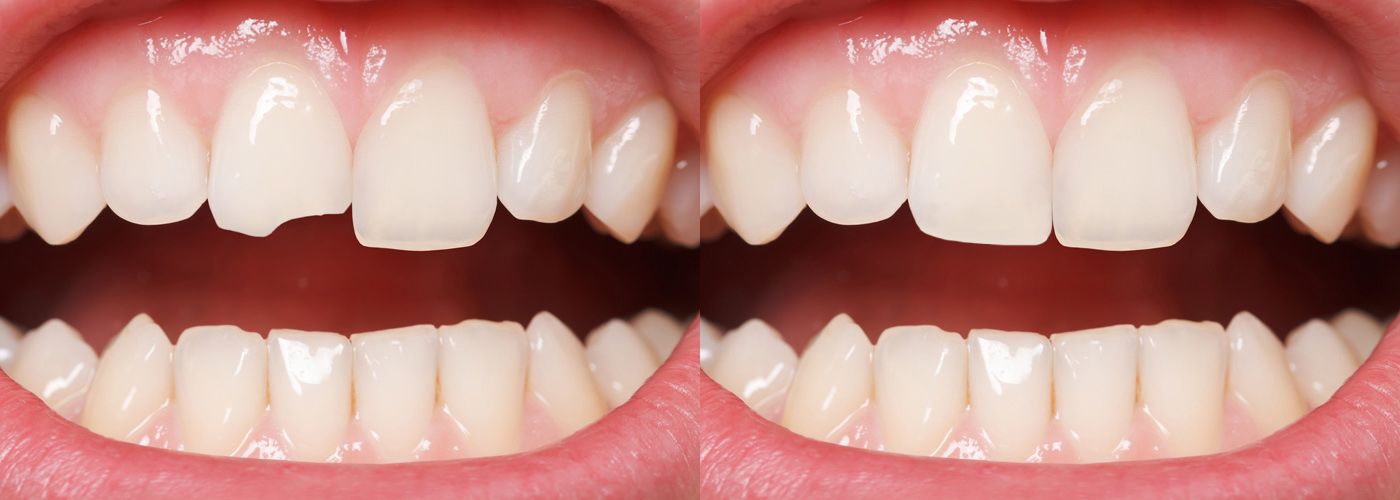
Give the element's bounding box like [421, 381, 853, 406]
[800, 88, 907, 226]
[781, 314, 874, 442]
[1285, 98, 1378, 243]
[968, 329, 1052, 461]
[498, 76, 591, 223]
[269, 329, 352, 462]
[706, 95, 804, 244]
[5, 94, 105, 245]
[1197, 77, 1292, 223]
[81, 315, 173, 442]
[100, 87, 208, 226]
[585, 98, 677, 243]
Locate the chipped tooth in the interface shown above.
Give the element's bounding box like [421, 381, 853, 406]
[174, 325, 267, 456]
[968, 329, 1051, 461]
[1138, 320, 1227, 457]
[1225, 312, 1306, 435]
[351, 325, 437, 462]
[585, 320, 660, 407]
[0, 318, 19, 370]
[699, 317, 720, 371]
[439, 319, 528, 457]
[268, 329, 351, 462]
[1360, 143, 1400, 247]
[709, 319, 796, 411]
[658, 150, 702, 247]
[1050, 325, 1136, 462]
[585, 98, 677, 243]
[1330, 308, 1384, 360]
[1053, 59, 1197, 251]
[707, 95, 804, 244]
[1285, 98, 1378, 243]
[909, 61, 1052, 245]
[10, 320, 96, 412]
[800, 88, 907, 226]
[99, 88, 208, 225]
[498, 77, 590, 223]
[526, 312, 609, 435]
[81, 315, 173, 441]
[1285, 319, 1360, 407]
[209, 61, 351, 237]
[630, 309, 684, 360]
[781, 315, 873, 442]
[5, 94, 105, 245]
[874, 325, 966, 456]
[1198, 77, 1292, 223]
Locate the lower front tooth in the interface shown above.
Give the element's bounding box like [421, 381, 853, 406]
[585, 98, 678, 243]
[1050, 325, 1137, 463]
[497, 77, 591, 223]
[629, 309, 684, 360]
[1138, 320, 1227, 458]
[11, 319, 96, 412]
[708, 319, 796, 412]
[1329, 308, 1384, 360]
[1285, 320, 1360, 407]
[81, 315, 173, 442]
[439, 320, 528, 458]
[174, 326, 267, 456]
[800, 88, 907, 226]
[351, 325, 438, 463]
[1225, 312, 1306, 435]
[526, 312, 609, 435]
[585, 320, 660, 408]
[781, 315, 873, 442]
[874, 325, 966, 456]
[968, 329, 1051, 461]
[1285, 98, 1378, 243]
[99, 88, 208, 226]
[5, 94, 105, 245]
[268, 329, 351, 462]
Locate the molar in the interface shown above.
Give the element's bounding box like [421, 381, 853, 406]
[5, 94, 105, 245]
[800, 88, 907, 226]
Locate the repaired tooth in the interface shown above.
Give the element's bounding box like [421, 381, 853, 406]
[268, 329, 351, 462]
[1053, 59, 1197, 250]
[585, 98, 677, 243]
[1285, 98, 1378, 243]
[99, 88, 208, 225]
[781, 315, 873, 442]
[10, 319, 96, 412]
[1050, 325, 1136, 462]
[0, 318, 19, 370]
[1359, 143, 1400, 247]
[1225, 312, 1307, 435]
[1197, 77, 1292, 223]
[209, 61, 351, 237]
[351, 325, 437, 462]
[800, 88, 907, 226]
[706, 95, 804, 244]
[5, 94, 105, 245]
[439, 320, 528, 457]
[1138, 320, 1227, 457]
[526, 312, 608, 435]
[874, 325, 966, 456]
[1285, 319, 1360, 407]
[174, 325, 267, 456]
[630, 309, 684, 360]
[699, 317, 720, 371]
[81, 315, 173, 441]
[968, 329, 1051, 461]
[585, 320, 660, 407]
[658, 150, 702, 247]
[709, 319, 796, 412]
[498, 77, 590, 223]
[909, 61, 1052, 245]
[1330, 308, 1384, 359]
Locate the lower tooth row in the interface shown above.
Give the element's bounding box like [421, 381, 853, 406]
[704, 309, 1385, 463]
[0, 309, 684, 463]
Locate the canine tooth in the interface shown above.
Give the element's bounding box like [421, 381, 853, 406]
[968, 329, 1051, 461]
[1285, 320, 1360, 407]
[498, 77, 590, 223]
[874, 325, 966, 456]
[5, 94, 104, 244]
[1050, 325, 1136, 462]
[1360, 143, 1400, 246]
[1197, 77, 1292, 223]
[11, 320, 96, 411]
[800, 88, 907, 226]
[659, 151, 702, 247]
[209, 61, 351, 237]
[268, 329, 351, 462]
[351, 325, 437, 462]
[1330, 308, 1384, 359]
[709, 319, 796, 411]
[909, 62, 1051, 245]
[81, 315, 172, 441]
[0, 318, 19, 370]
[526, 312, 609, 434]
[781, 315, 873, 441]
[174, 326, 267, 456]
[585, 98, 677, 243]
[100, 88, 207, 225]
[585, 320, 660, 408]
[707, 96, 803, 244]
[439, 320, 528, 457]
[1225, 312, 1306, 435]
[1285, 98, 1378, 243]
[699, 317, 720, 371]
[630, 309, 684, 359]
[1053, 59, 1197, 251]
[1138, 320, 1227, 457]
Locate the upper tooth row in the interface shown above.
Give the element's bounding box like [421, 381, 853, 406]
[707, 58, 1384, 250]
[0, 309, 684, 462]
[703, 309, 1385, 462]
[2, 59, 685, 248]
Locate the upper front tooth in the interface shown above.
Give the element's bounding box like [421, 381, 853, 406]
[800, 88, 907, 226]
[874, 325, 966, 456]
[5, 94, 105, 245]
[10, 319, 96, 413]
[0, 318, 19, 370]
[781, 314, 873, 442]
[585, 98, 678, 243]
[585, 320, 661, 408]
[439, 319, 528, 457]
[1050, 325, 1136, 462]
[351, 325, 437, 462]
[100, 87, 208, 226]
[81, 314, 173, 442]
[1197, 77, 1292, 223]
[708, 319, 796, 413]
[209, 61, 351, 237]
[1138, 320, 1227, 457]
[498, 76, 591, 223]
[1330, 308, 1384, 359]
[1225, 312, 1306, 435]
[526, 312, 609, 435]
[968, 329, 1051, 461]
[1053, 59, 1197, 251]
[174, 325, 267, 456]
[629, 309, 684, 360]
[1359, 142, 1400, 247]
[909, 61, 1052, 245]
[1284, 319, 1360, 407]
[268, 329, 352, 462]
[1285, 97, 1378, 243]
[706, 95, 804, 244]
[659, 150, 702, 247]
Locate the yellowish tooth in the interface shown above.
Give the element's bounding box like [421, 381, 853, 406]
[1359, 143, 1400, 247]
[1196, 77, 1292, 223]
[585, 98, 677, 243]
[968, 329, 1051, 461]
[800, 88, 908, 226]
[629, 309, 684, 360]
[1285, 319, 1360, 407]
[268, 329, 352, 462]
[439, 319, 528, 457]
[526, 312, 609, 434]
[1050, 325, 1136, 462]
[174, 325, 267, 456]
[1225, 312, 1306, 435]
[874, 325, 966, 456]
[351, 325, 437, 463]
[709, 319, 796, 412]
[1138, 320, 1227, 458]
[585, 320, 660, 408]
[1284, 97, 1378, 243]
[81, 315, 173, 442]
[1330, 308, 1384, 360]
[706, 95, 804, 245]
[5, 94, 105, 244]
[0, 317, 19, 371]
[498, 76, 591, 223]
[10, 319, 97, 412]
[781, 314, 873, 442]
[99, 87, 208, 225]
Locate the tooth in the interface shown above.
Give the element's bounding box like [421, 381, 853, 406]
[873, 325, 966, 456]
[5, 94, 105, 244]
[1138, 320, 1227, 457]
[209, 61, 351, 237]
[350, 325, 437, 462]
[699, 317, 720, 371]
[81, 315, 173, 441]
[630, 309, 684, 360]
[1050, 325, 1136, 462]
[800, 88, 907, 226]
[658, 150, 702, 247]
[781, 315, 873, 441]
[708, 319, 796, 411]
[1285, 319, 1360, 407]
[585, 98, 677, 243]
[1285, 98, 1378, 243]
[1330, 308, 1384, 359]
[498, 77, 590, 223]
[0, 317, 20, 371]
[1225, 312, 1306, 435]
[1052, 59, 1197, 251]
[10, 319, 96, 412]
[173, 325, 267, 456]
[1196, 78, 1292, 223]
[0, 158, 12, 216]
[1359, 143, 1400, 247]
[909, 61, 1051, 245]
[968, 329, 1051, 461]
[706, 96, 803, 244]
[526, 312, 609, 434]
[99, 88, 208, 225]
[268, 329, 351, 462]
[439, 319, 528, 457]
[585, 320, 660, 408]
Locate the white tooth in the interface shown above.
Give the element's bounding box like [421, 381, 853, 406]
[0, 157, 13, 216]
[706, 95, 804, 244]
[526, 312, 609, 434]
[1050, 325, 1136, 462]
[209, 61, 351, 237]
[699, 317, 720, 371]
[1137, 320, 1227, 457]
[1052, 59, 1197, 251]
[968, 329, 1051, 461]
[173, 325, 267, 456]
[350, 325, 437, 462]
[0, 317, 20, 370]
[268, 329, 351, 462]
[630, 309, 684, 360]
[99, 88, 207, 225]
[658, 151, 702, 247]
[498, 77, 590, 223]
[909, 61, 1051, 245]
[439, 319, 528, 457]
[781, 315, 873, 441]
[1225, 312, 1306, 435]
[800, 88, 907, 226]
[5, 94, 105, 245]
[585, 98, 677, 243]
[1285, 98, 1378, 243]
[873, 325, 966, 456]
[81, 315, 172, 441]
[1285, 319, 1360, 407]
[1330, 308, 1384, 359]
[10, 319, 96, 411]
[708, 319, 796, 411]
[585, 320, 660, 408]
[1359, 143, 1400, 247]
[1197, 77, 1292, 223]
